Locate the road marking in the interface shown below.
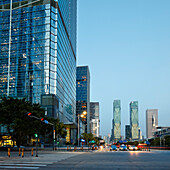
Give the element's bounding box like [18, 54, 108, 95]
[21, 162, 53, 164]
[0, 164, 46, 167]
[0, 166, 39, 169]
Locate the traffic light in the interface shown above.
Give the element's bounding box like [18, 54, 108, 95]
[27, 112, 32, 116]
[34, 133, 38, 138]
[41, 118, 44, 121]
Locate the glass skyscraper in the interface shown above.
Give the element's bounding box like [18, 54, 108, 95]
[111, 100, 121, 142]
[125, 125, 131, 141]
[90, 102, 100, 137]
[76, 66, 90, 133]
[0, 0, 77, 142]
[130, 101, 139, 140]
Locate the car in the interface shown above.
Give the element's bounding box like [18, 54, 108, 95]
[99, 145, 104, 149]
[119, 144, 127, 151]
[110, 145, 118, 151]
[129, 145, 138, 151]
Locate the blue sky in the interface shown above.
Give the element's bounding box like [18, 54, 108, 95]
[77, 0, 170, 137]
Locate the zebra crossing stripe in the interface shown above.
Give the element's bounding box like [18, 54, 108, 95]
[0, 166, 39, 169]
[0, 164, 47, 167]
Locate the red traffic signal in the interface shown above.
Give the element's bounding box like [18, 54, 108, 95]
[41, 118, 44, 121]
[28, 112, 32, 116]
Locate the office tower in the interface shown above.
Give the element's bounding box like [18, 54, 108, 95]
[103, 134, 110, 144]
[112, 100, 121, 142]
[146, 109, 158, 139]
[76, 66, 90, 133]
[125, 125, 131, 141]
[90, 102, 100, 137]
[0, 0, 77, 142]
[130, 101, 139, 140]
[138, 128, 142, 140]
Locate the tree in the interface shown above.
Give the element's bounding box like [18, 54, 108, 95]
[0, 97, 45, 147]
[0, 97, 67, 147]
[81, 133, 94, 144]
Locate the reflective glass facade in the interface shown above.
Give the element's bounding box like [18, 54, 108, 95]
[0, 0, 77, 124]
[76, 66, 90, 133]
[90, 102, 100, 137]
[125, 125, 131, 141]
[112, 100, 121, 141]
[130, 101, 139, 140]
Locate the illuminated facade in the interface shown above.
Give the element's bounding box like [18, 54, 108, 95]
[0, 0, 77, 142]
[146, 109, 158, 139]
[76, 66, 90, 133]
[130, 101, 139, 140]
[111, 100, 121, 142]
[90, 102, 100, 137]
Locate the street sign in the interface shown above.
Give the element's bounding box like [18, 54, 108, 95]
[145, 141, 150, 145]
[44, 120, 48, 124]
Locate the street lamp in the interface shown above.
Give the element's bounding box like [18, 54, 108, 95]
[0, 0, 40, 96]
[78, 113, 84, 147]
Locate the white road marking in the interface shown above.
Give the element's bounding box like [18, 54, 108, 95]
[0, 164, 46, 167]
[0, 166, 39, 169]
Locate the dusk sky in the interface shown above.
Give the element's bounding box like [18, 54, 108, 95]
[77, 0, 170, 137]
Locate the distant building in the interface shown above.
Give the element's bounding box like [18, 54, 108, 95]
[111, 100, 121, 142]
[90, 102, 100, 137]
[146, 109, 158, 139]
[125, 125, 131, 141]
[130, 101, 139, 140]
[76, 66, 90, 133]
[138, 128, 143, 140]
[103, 134, 110, 144]
[153, 127, 170, 138]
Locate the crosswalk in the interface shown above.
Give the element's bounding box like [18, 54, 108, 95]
[0, 161, 53, 169]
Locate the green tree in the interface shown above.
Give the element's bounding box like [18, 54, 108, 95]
[0, 97, 66, 147]
[81, 133, 94, 144]
[164, 135, 170, 146]
[0, 97, 45, 146]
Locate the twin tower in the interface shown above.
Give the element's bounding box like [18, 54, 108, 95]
[111, 100, 139, 142]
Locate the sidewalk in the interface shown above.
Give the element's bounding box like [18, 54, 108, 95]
[0, 151, 85, 164]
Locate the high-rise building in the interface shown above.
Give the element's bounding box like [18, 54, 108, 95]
[103, 133, 110, 144]
[125, 125, 131, 141]
[76, 66, 90, 133]
[90, 102, 100, 137]
[130, 101, 139, 140]
[111, 100, 121, 142]
[146, 109, 158, 139]
[0, 0, 77, 143]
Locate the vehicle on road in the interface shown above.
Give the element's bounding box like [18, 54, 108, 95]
[129, 145, 138, 151]
[119, 145, 127, 151]
[110, 145, 118, 151]
[137, 143, 147, 150]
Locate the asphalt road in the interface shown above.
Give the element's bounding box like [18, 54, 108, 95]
[0, 149, 170, 169]
[44, 150, 170, 170]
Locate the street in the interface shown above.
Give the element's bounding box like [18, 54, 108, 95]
[0, 149, 170, 169]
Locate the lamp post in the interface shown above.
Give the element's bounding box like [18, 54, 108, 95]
[78, 114, 80, 147]
[78, 113, 85, 147]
